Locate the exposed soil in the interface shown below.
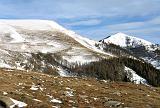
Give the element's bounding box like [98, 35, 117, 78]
[0, 68, 159, 108]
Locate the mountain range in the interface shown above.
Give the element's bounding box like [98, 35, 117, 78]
[0, 20, 160, 108]
[0, 20, 159, 85]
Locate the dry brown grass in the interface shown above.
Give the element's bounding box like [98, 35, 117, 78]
[0, 68, 159, 108]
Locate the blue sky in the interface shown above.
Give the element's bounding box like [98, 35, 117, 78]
[0, 0, 160, 44]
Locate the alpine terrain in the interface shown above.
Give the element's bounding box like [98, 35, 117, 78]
[100, 32, 160, 69]
[0, 20, 160, 108]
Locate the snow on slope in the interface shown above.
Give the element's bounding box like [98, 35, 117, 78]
[62, 47, 99, 64]
[64, 31, 114, 56]
[125, 67, 148, 85]
[0, 20, 64, 31]
[143, 57, 160, 69]
[0, 19, 112, 56]
[10, 98, 27, 108]
[0, 22, 25, 43]
[103, 32, 152, 47]
[0, 19, 113, 73]
[49, 22, 114, 57]
[100, 32, 160, 70]
[56, 67, 76, 77]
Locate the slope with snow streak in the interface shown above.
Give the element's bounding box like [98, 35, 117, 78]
[0, 22, 25, 43]
[62, 30, 114, 57]
[0, 20, 111, 75]
[125, 67, 148, 85]
[0, 20, 69, 53]
[0, 20, 111, 55]
[10, 98, 27, 108]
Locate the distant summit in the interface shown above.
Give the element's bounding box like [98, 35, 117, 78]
[100, 32, 152, 47]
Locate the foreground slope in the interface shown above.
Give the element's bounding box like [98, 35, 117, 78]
[0, 69, 160, 108]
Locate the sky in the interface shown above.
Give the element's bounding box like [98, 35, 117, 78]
[0, 0, 160, 44]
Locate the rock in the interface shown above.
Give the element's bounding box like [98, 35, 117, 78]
[104, 100, 122, 108]
[112, 92, 121, 96]
[104, 97, 113, 102]
[0, 96, 14, 108]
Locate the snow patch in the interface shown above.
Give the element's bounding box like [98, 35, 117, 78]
[57, 67, 71, 77]
[143, 57, 160, 69]
[0, 62, 12, 69]
[63, 55, 98, 64]
[3, 92, 8, 95]
[50, 99, 62, 104]
[125, 66, 148, 85]
[10, 98, 27, 108]
[9, 29, 25, 43]
[33, 99, 42, 102]
[30, 85, 39, 91]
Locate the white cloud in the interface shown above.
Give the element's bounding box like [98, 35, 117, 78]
[1, 0, 160, 19]
[52, 0, 160, 18]
[74, 16, 160, 43]
[107, 22, 146, 30]
[106, 16, 160, 31]
[148, 16, 160, 24]
[66, 19, 101, 26]
[0, 0, 160, 43]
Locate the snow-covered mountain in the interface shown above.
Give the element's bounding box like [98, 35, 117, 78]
[100, 32, 153, 48]
[0, 19, 112, 74]
[99, 32, 160, 69]
[0, 20, 159, 86]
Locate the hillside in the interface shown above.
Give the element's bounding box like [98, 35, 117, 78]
[0, 20, 159, 107]
[0, 69, 160, 108]
[0, 20, 159, 87]
[99, 32, 160, 69]
[0, 20, 112, 75]
[100, 32, 153, 48]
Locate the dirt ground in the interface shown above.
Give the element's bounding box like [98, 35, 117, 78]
[0, 68, 159, 108]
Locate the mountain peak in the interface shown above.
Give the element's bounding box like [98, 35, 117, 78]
[102, 32, 153, 47]
[114, 32, 129, 37]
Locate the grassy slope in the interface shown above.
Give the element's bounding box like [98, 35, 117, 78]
[0, 69, 159, 108]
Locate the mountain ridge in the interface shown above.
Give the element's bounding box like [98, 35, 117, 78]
[100, 32, 153, 48]
[99, 32, 160, 69]
[0, 19, 159, 87]
[0, 19, 114, 78]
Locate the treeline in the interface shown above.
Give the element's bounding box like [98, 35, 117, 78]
[23, 52, 61, 75]
[120, 57, 160, 86]
[23, 52, 160, 87]
[70, 58, 129, 82]
[155, 49, 160, 56]
[70, 57, 160, 87]
[128, 46, 152, 57]
[25, 52, 73, 75]
[96, 43, 135, 57]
